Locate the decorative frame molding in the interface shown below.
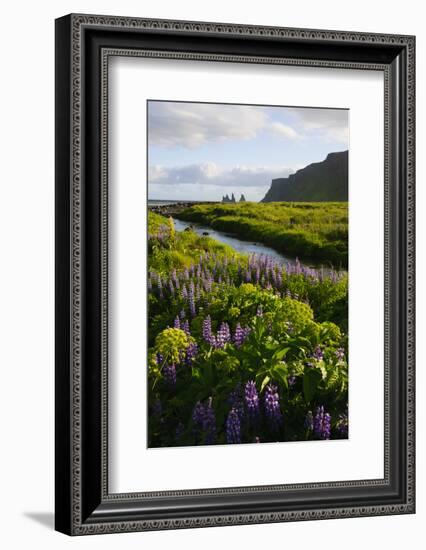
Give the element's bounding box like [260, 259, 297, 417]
[55, 14, 415, 535]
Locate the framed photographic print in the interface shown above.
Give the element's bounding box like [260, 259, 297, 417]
[55, 14, 415, 535]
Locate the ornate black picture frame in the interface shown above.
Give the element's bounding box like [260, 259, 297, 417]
[55, 14, 415, 535]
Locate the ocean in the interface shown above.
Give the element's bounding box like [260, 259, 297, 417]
[148, 199, 215, 207]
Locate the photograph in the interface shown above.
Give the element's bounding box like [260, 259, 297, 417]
[147, 100, 349, 448]
[52, 10, 415, 537]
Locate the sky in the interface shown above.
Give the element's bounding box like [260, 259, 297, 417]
[148, 101, 349, 202]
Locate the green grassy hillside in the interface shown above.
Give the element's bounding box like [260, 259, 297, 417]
[175, 202, 348, 268]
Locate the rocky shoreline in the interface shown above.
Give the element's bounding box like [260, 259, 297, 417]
[148, 201, 217, 217]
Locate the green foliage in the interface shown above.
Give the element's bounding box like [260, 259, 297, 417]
[148, 210, 169, 232]
[303, 368, 322, 403]
[147, 211, 348, 447]
[148, 217, 238, 274]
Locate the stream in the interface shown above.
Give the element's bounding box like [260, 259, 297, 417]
[172, 217, 326, 270]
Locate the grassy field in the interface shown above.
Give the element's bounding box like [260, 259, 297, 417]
[175, 202, 348, 268]
[147, 211, 348, 447]
[148, 211, 238, 273]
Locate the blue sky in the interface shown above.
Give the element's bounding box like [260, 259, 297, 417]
[148, 101, 349, 202]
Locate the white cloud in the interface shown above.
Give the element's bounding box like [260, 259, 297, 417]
[149, 162, 295, 192]
[287, 107, 349, 144]
[148, 102, 267, 148]
[148, 101, 349, 154]
[269, 122, 301, 140]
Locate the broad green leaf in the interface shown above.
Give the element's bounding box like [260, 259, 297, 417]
[273, 347, 290, 361]
[272, 366, 289, 389]
[255, 369, 268, 384]
[303, 368, 322, 403]
[260, 375, 271, 393]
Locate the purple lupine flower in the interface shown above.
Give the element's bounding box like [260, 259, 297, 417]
[188, 282, 196, 317]
[228, 385, 244, 420]
[244, 380, 260, 422]
[192, 401, 205, 428]
[185, 341, 198, 365]
[313, 345, 324, 361]
[182, 319, 190, 335]
[313, 406, 331, 440]
[202, 315, 216, 346]
[181, 284, 188, 300]
[192, 399, 216, 444]
[202, 397, 216, 444]
[256, 305, 263, 317]
[226, 408, 241, 444]
[304, 410, 314, 431]
[157, 275, 163, 298]
[216, 322, 231, 348]
[174, 316, 181, 329]
[295, 258, 301, 274]
[172, 270, 180, 290]
[202, 272, 213, 292]
[288, 375, 297, 388]
[163, 363, 176, 388]
[264, 383, 282, 431]
[233, 323, 251, 348]
[335, 348, 345, 361]
[336, 412, 348, 438]
[179, 309, 186, 320]
[169, 279, 175, 296]
[233, 323, 243, 347]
